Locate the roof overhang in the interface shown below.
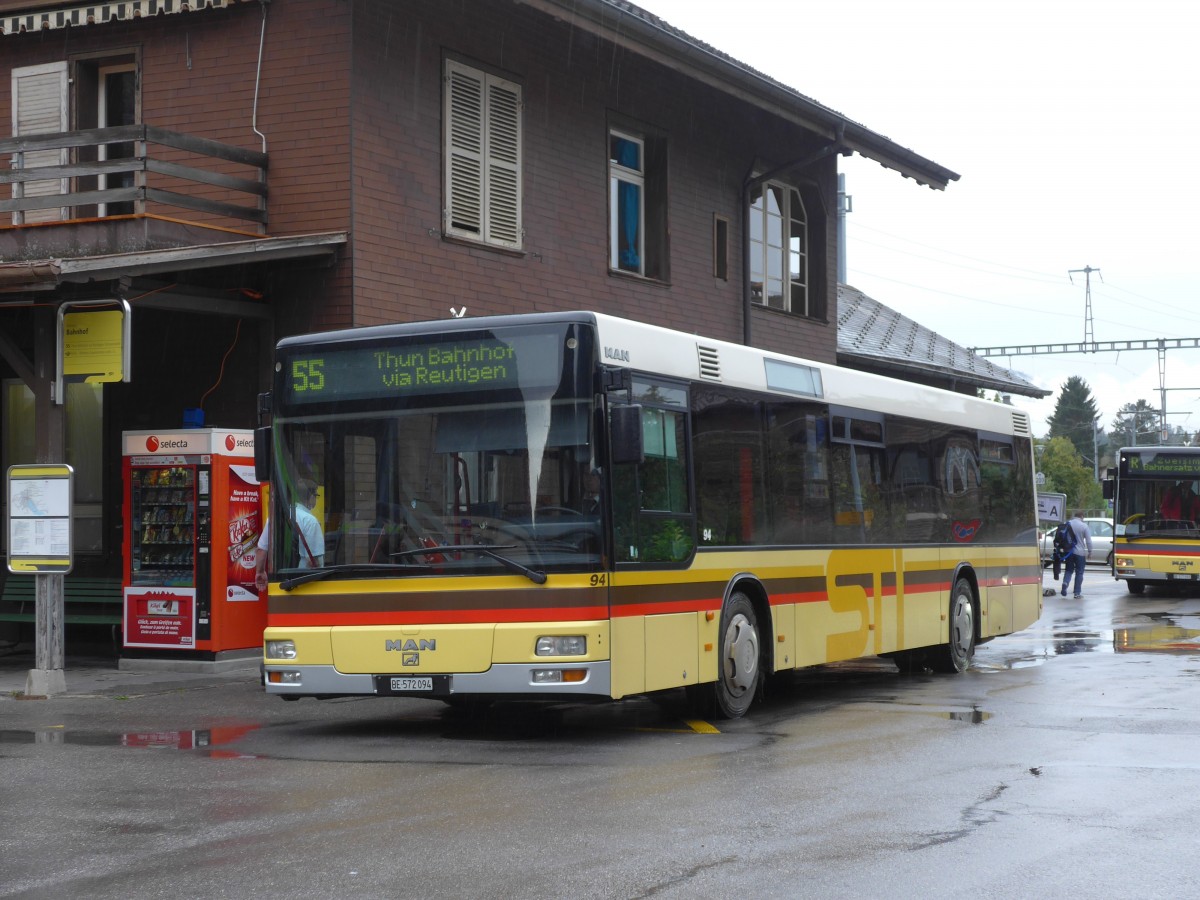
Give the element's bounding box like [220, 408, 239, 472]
[524, 0, 959, 190]
[0, 231, 348, 294]
[839, 347, 1051, 400]
[0, 0, 251, 36]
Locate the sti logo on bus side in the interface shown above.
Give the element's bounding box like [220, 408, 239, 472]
[604, 346, 631, 362]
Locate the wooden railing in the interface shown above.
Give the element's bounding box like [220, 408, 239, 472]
[0, 124, 267, 228]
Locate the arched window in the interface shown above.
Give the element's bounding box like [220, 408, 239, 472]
[749, 181, 818, 317]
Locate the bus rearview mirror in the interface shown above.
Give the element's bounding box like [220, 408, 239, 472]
[610, 405, 644, 465]
[254, 426, 272, 483]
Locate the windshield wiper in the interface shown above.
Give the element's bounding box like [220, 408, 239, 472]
[278, 562, 430, 591]
[391, 544, 547, 585]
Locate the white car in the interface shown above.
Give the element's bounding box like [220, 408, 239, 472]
[1040, 517, 1114, 567]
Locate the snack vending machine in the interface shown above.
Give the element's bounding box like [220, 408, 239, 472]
[121, 429, 264, 656]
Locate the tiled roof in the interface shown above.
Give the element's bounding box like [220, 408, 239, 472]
[837, 284, 1049, 398]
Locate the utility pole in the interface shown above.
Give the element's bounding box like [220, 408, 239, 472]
[1068, 265, 1101, 350]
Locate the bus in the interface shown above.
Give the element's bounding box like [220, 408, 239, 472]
[256, 311, 1042, 717]
[1107, 446, 1200, 594]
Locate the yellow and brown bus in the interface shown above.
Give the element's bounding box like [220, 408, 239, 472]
[1108, 446, 1200, 594]
[257, 311, 1041, 717]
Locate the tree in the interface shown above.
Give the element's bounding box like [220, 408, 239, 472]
[1038, 436, 1104, 510]
[1109, 399, 1159, 447]
[1047, 375, 1101, 469]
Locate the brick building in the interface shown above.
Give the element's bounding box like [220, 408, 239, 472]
[0, 0, 970, 609]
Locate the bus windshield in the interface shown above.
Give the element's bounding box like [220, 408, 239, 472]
[267, 322, 600, 579]
[1116, 453, 1200, 537]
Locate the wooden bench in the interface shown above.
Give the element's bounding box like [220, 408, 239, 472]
[0, 575, 123, 628]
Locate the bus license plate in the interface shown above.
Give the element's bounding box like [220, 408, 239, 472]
[390, 676, 433, 692]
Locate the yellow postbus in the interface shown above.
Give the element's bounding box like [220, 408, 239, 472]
[257, 311, 1041, 717]
[1108, 446, 1200, 594]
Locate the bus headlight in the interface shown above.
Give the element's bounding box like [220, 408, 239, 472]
[532, 669, 588, 684]
[536, 635, 586, 656]
[1116, 557, 1133, 568]
[265, 640, 297, 660]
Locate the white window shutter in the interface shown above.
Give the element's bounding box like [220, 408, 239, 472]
[11, 62, 69, 224]
[484, 76, 522, 249]
[445, 61, 484, 239]
[444, 61, 522, 249]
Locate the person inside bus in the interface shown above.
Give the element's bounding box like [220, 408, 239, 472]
[1059, 510, 1093, 599]
[254, 478, 325, 590]
[580, 470, 602, 517]
[1180, 483, 1200, 522]
[1160, 482, 1183, 520]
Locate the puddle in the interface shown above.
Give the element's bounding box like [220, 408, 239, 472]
[1008, 658, 1047, 669]
[942, 709, 992, 724]
[0, 723, 259, 757]
[1051, 630, 1111, 656]
[1113, 625, 1200, 653]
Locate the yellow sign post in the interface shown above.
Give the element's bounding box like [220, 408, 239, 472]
[63, 309, 125, 381]
[55, 298, 131, 404]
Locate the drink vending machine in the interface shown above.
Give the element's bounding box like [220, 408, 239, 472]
[121, 428, 265, 656]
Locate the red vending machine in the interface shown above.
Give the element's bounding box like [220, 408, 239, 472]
[121, 428, 264, 657]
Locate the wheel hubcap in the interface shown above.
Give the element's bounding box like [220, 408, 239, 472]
[724, 613, 759, 694]
[951, 595, 973, 656]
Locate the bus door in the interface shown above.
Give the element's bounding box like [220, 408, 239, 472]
[606, 377, 699, 698]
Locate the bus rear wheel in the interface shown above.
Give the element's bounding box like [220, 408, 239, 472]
[694, 591, 761, 719]
[928, 577, 976, 674]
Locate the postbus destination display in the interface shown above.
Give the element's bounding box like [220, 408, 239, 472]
[284, 337, 534, 405]
[1122, 451, 1200, 478]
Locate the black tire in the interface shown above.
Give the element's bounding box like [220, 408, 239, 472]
[1127, 580, 1146, 595]
[710, 591, 762, 719]
[1105, 550, 1113, 568]
[928, 576, 976, 674]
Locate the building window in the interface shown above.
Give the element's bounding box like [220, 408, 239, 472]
[609, 130, 644, 274]
[608, 126, 668, 281]
[713, 214, 729, 281]
[444, 59, 523, 250]
[2, 380, 105, 553]
[749, 181, 812, 316]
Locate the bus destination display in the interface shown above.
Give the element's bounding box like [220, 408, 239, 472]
[1123, 452, 1200, 478]
[285, 338, 523, 404]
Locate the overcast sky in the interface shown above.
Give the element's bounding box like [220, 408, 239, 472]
[633, 0, 1200, 441]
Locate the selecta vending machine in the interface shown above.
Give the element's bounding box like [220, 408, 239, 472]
[121, 428, 264, 657]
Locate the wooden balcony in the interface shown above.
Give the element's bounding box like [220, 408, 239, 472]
[1, 124, 267, 233]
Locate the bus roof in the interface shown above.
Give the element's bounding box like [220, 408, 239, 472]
[278, 310, 1032, 437]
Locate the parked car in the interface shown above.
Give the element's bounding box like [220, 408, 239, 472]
[1040, 518, 1114, 567]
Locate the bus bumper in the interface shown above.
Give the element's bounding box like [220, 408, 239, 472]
[262, 660, 613, 698]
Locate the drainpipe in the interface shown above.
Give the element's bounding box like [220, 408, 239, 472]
[251, 1, 270, 155]
[742, 124, 848, 346]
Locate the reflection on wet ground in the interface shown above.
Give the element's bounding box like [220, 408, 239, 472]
[0, 723, 259, 757]
[1113, 624, 1200, 652]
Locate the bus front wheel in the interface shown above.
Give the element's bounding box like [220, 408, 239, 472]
[928, 577, 976, 674]
[706, 591, 761, 719]
[1127, 580, 1146, 595]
